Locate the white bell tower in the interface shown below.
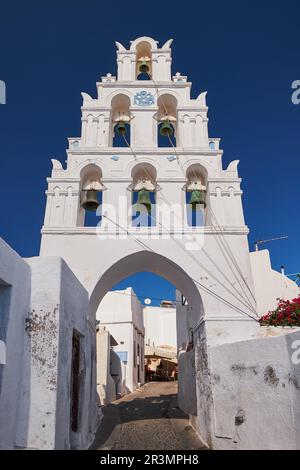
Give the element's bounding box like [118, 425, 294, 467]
[40, 36, 259, 346]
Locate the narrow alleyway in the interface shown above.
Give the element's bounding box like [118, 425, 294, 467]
[90, 382, 207, 450]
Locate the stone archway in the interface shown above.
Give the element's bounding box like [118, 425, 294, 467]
[89, 250, 212, 445]
[89, 250, 204, 326]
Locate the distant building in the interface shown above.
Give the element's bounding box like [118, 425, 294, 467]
[143, 301, 177, 349]
[96, 288, 145, 393]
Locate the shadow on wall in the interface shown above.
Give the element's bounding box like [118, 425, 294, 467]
[97, 350, 131, 407]
[110, 350, 130, 398]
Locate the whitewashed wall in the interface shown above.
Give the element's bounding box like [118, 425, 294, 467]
[205, 328, 300, 449]
[96, 327, 117, 405]
[250, 250, 299, 316]
[0, 238, 31, 450]
[143, 305, 177, 348]
[25, 257, 98, 450]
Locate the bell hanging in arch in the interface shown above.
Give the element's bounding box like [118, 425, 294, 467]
[138, 60, 150, 74]
[136, 188, 152, 214]
[82, 189, 99, 212]
[116, 121, 126, 135]
[190, 190, 207, 209]
[160, 120, 173, 137]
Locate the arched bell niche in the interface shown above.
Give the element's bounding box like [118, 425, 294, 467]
[79, 164, 104, 227]
[185, 164, 207, 227]
[157, 94, 177, 147]
[131, 163, 157, 227]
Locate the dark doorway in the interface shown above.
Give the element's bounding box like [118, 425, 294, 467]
[70, 330, 81, 433]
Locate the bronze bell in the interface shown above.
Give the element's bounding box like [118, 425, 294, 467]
[160, 120, 173, 137]
[189, 190, 207, 209]
[82, 189, 99, 211]
[136, 189, 152, 214]
[138, 60, 150, 74]
[116, 121, 126, 135]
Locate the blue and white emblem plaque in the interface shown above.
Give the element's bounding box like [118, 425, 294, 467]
[133, 91, 155, 106]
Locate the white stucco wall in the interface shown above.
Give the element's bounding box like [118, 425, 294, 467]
[143, 305, 177, 348]
[206, 328, 300, 449]
[0, 238, 31, 450]
[96, 289, 145, 392]
[250, 250, 299, 316]
[96, 327, 117, 405]
[25, 257, 98, 450]
[178, 349, 197, 416]
[191, 322, 300, 450]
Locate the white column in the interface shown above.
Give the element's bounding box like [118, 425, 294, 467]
[44, 192, 53, 227]
[131, 109, 156, 148]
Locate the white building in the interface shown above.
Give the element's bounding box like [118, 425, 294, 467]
[143, 302, 177, 349]
[96, 288, 145, 392]
[0, 239, 98, 450]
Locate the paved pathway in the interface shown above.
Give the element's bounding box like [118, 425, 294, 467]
[90, 381, 207, 450]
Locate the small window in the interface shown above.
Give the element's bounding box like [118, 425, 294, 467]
[70, 330, 81, 433]
[209, 141, 215, 150]
[116, 351, 128, 364]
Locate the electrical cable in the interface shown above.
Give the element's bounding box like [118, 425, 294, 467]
[147, 71, 257, 312]
[121, 133, 258, 315]
[102, 213, 259, 322]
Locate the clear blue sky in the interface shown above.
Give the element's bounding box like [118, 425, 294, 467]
[0, 1, 299, 305]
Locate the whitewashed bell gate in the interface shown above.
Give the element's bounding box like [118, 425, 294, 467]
[40, 37, 263, 448]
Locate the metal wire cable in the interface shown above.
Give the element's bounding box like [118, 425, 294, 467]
[102, 214, 259, 322]
[147, 71, 257, 312]
[121, 133, 258, 315]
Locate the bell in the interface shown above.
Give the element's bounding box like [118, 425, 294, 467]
[138, 60, 150, 74]
[116, 121, 126, 135]
[82, 189, 99, 211]
[189, 190, 206, 209]
[136, 189, 152, 214]
[160, 120, 173, 137]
